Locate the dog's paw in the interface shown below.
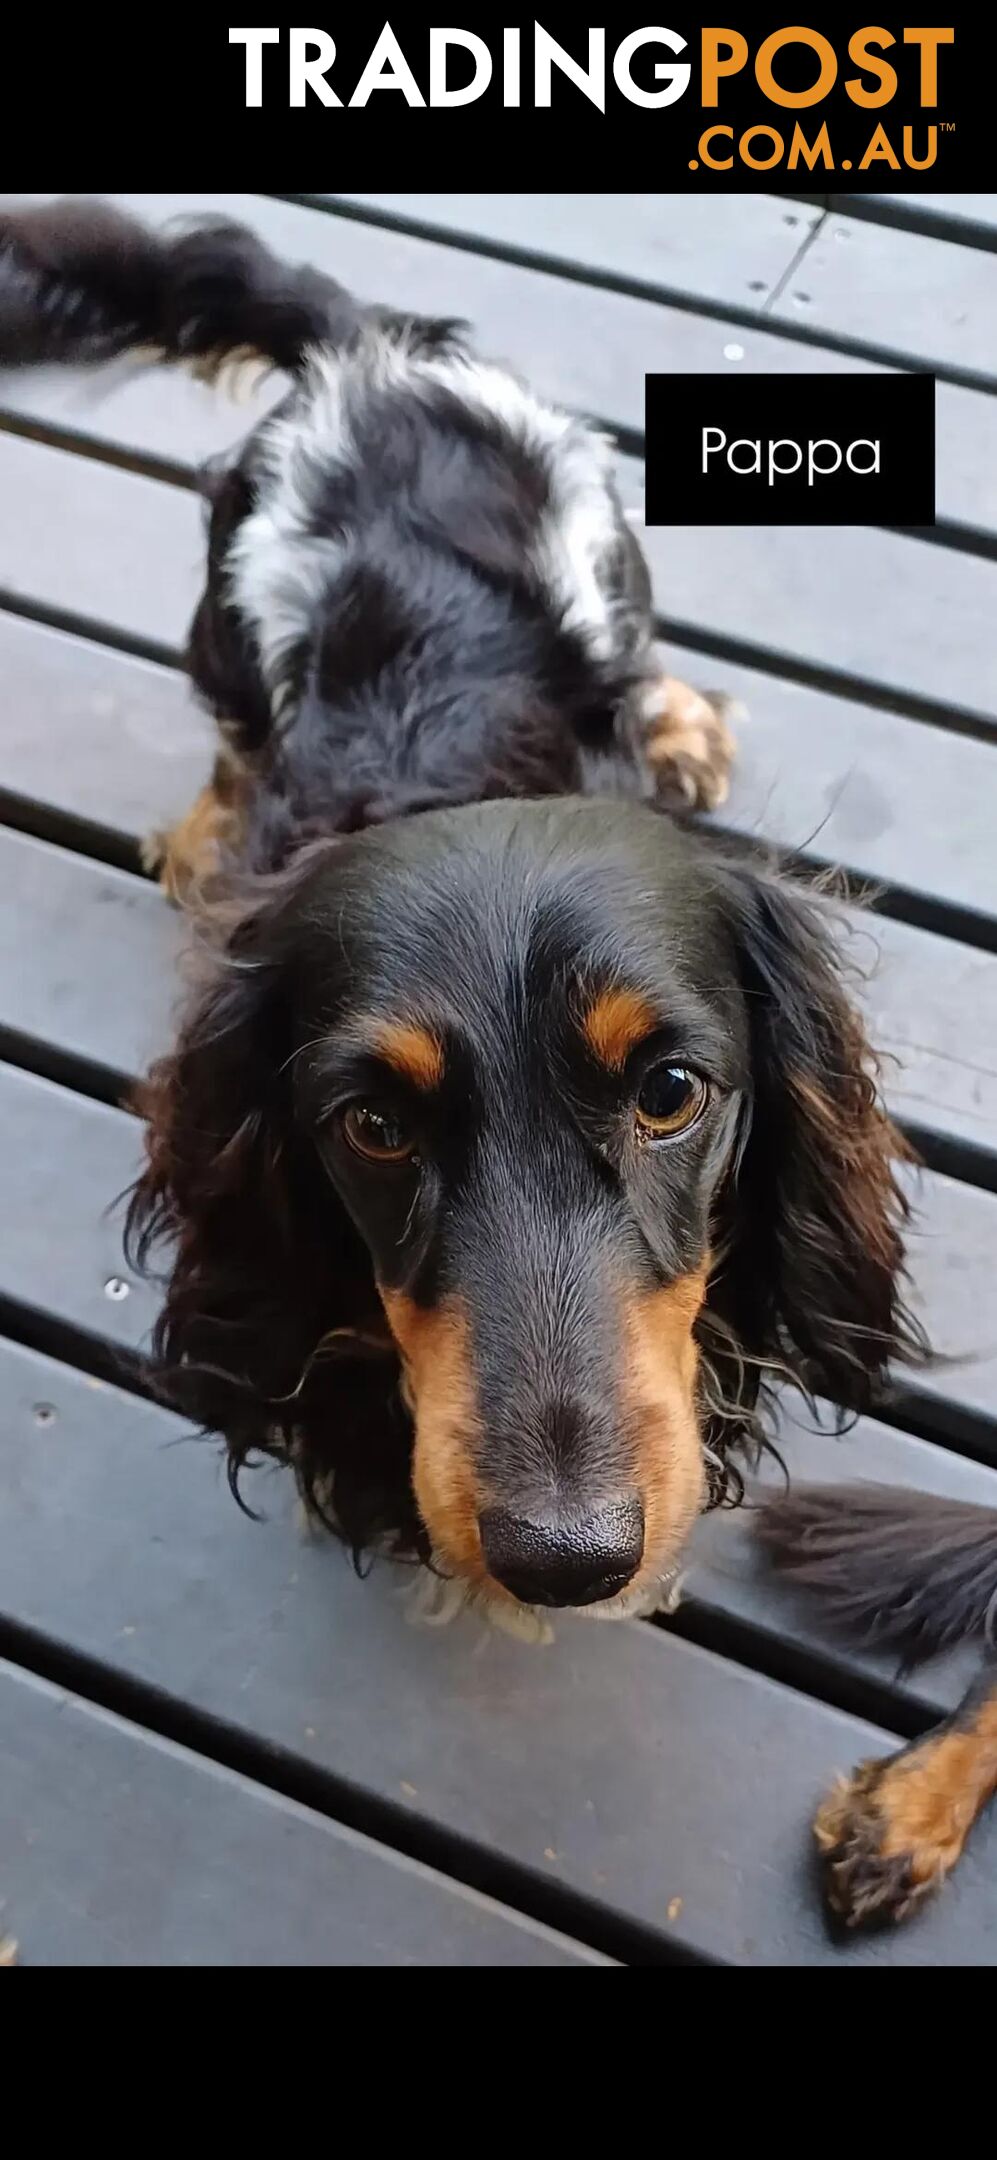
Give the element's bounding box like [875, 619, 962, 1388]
[815, 1749, 969, 1931]
[139, 826, 167, 877]
[641, 677, 742, 813]
[140, 792, 226, 907]
[140, 822, 197, 906]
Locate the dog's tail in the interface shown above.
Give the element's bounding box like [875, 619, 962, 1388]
[756, 1481, 997, 1663]
[0, 196, 385, 382]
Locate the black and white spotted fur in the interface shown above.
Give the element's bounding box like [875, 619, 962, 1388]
[0, 195, 672, 871]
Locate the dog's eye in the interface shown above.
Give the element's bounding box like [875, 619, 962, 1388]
[635, 1064, 707, 1140]
[342, 1102, 417, 1165]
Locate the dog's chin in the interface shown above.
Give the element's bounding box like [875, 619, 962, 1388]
[404, 1550, 686, 1644]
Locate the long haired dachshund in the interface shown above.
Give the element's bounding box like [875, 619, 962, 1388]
[5, 197, 980, 1934]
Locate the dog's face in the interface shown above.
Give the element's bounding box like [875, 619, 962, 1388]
[131, 798, 924, 1614]
[290, 799, 748, 1612]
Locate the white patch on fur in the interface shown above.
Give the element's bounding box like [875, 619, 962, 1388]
[226, 351, 355, 719]
[537, 426, 620, 660]
[401, 1551, 683, 1642]
[403, 1566, 555, 1644]
[357, 340, 621, 660]
[226, 324, 624, 721]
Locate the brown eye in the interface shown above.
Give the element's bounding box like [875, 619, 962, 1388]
[635, 1064, 707, 1140]
[342, 1102, 417, 1165]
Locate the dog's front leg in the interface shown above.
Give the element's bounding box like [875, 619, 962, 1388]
[815, 1657, 997, 1930]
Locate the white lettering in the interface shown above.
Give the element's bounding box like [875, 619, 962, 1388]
[350, 22, 426, 107]
[503, 25, 521, 106]
[729, 437, 761, 475]
[229, 26, 280, 107]
[534, 26, 606, 111]
[429, 28, 492, 107]
[768, 438, 802, 480]
[808, 439, 843, 482]
[613, 27, 690, 109]
[289, 27, 341, 106]
[702, 427, 726, 471]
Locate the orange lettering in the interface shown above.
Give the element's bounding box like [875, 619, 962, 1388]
[846, 27, 897, 106]
[755, 27, 837, 107]
[903, 27, 954, 106]
[700, 28, 748, 106]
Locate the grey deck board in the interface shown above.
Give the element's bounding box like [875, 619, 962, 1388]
[0, 615, 208, 848]
[0, 1337, 993, 1967]
[3, 614, 995, 935]
[687, 1406, 997, 1726]
[0, 826, 183, 1080]
[893, 1163, 997, 1443]
[0, 357, 282, 477]
[322, 191, 820, 306]
[4, 422, 996, 762]
[13, 424, 984, 730]
[2, 192, 994, 544]
[715, 651, 997, 924]
[0, 1661, 604, 1967]
[0, 1063, 991, 1450]
[0, 432, 198, 656]
[843, 908, 997, 1157]
[0, 613, 207, 846]
[935, 385, 997, 541]
[831, 194, 997, 248]
[768, 212, 997, 382]
[3, 819, 994, 1167]
[635, 514, 997, 730]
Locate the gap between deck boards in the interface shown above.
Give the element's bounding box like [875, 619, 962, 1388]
[0, 1607, 679, 1967]
[3, 359, 993, 569]
[3, 661, 995, 950]
[281, 193, 997, 401]
[2, 547, 994, 757]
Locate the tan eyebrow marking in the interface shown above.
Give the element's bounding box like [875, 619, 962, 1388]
[371, 1021, 446, 1092]
[581, 988, 658, 1071]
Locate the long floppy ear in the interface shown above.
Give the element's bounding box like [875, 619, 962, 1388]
[124, 877, 418, 1555]
[704, 863, 930, 1465]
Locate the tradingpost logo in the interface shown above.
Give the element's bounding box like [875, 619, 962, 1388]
[229, 23, 957, 175]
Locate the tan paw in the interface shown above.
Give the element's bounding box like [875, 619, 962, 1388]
[815, 1744, 974, 1931]
[642, 676, 742, 812]
[140, 826, 167, 878]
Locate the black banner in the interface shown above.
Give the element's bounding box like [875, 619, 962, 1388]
[645, 372, 936, 525]
[0, 12, 984, 190]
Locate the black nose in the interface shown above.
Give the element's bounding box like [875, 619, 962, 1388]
[480, 1495, 645, 1608]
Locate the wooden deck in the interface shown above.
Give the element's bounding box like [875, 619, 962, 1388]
[1, 191, 996, 1966]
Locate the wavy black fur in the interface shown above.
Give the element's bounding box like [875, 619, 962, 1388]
[757, 1482, 997, 1661]
[0, 195, 372, 373]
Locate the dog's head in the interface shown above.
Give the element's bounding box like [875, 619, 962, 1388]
[129, 798, 926, 1615]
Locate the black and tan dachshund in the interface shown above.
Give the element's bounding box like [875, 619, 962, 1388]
[3, 196, 988, 1932]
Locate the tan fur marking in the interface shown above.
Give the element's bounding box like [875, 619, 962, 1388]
[379, 1291, 484, 1580]
[372, 1023, 446, 1093]
[619, 1268, 710, 1589]
[385, 1270, 709, 1614]
[816, 1692, 997, 1928]
[642, 676, 738, 811]
[582, 988, 658, 1072]
[143, 745, 250, 909]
